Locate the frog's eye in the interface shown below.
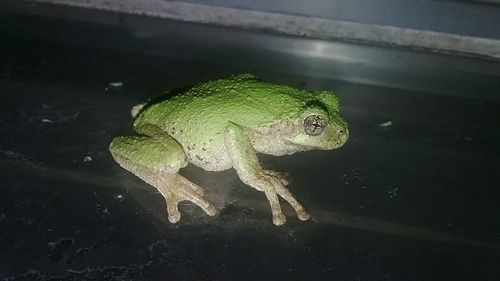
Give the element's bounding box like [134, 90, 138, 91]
[304, 115, 326, 135]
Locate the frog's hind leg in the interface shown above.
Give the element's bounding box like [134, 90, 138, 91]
[109, 125, 216, 223]
[133, 167, 216, 223]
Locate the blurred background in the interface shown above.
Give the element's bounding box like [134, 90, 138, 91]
[1, 1, 499, 280]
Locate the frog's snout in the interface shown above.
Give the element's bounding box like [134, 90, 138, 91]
[333, 125, 349, 148]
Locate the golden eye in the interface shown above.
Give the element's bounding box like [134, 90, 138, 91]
[304, 115, 326, 135]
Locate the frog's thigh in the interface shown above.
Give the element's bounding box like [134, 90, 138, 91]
[109, 134, 216, 223]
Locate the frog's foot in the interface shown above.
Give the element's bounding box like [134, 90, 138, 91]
[262, 170, 310, 222]
[156, 174, 217, 223]
[239, 170, 309, 225]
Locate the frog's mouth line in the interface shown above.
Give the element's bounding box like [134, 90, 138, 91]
[291, 129, 349, 149]
[283, 141, 312, 151]
[284, 139, 345, 151]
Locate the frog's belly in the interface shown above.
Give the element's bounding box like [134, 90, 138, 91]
[184, 148, 233, 171]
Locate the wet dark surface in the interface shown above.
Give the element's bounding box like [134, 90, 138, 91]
[1, 4, 500, 281]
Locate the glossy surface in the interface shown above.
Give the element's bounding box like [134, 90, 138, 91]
[1, 6, 499, 281]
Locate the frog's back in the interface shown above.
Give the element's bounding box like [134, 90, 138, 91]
[134, 74, 311, 133]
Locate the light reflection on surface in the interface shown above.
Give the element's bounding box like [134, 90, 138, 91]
[4, 157, 499, 251]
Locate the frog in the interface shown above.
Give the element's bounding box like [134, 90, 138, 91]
[109, 74, 349, 226]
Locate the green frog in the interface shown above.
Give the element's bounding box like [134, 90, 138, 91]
[110, 74, 349, 225]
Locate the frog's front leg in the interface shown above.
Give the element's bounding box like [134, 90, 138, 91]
[224, 123, 310, 226]
[109, 124, 217, 223]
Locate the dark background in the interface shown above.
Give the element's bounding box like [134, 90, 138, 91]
[1, 4, 499, 281]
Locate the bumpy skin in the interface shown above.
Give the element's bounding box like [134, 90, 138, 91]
[110, 74, 349, 225]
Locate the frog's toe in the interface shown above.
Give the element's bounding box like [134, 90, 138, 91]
[297, 208, 311, 221]
[205, 205, 217, 216]
[167, 211, 181, 223]
[165, 194, 182, 223]
[176, 187, 217, 217]
[189, 196, 217, 217]
[272, 213, 287, 226]
[177, 175, 205, 196]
